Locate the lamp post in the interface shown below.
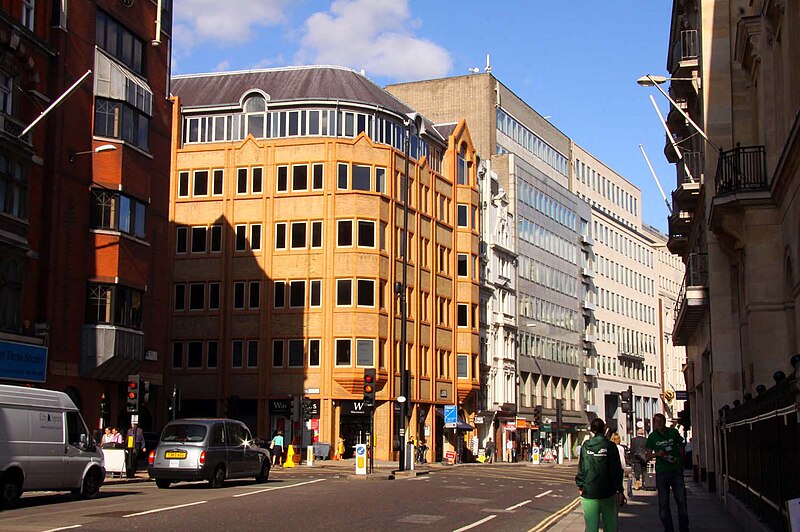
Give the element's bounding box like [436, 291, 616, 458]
[69, 143, 117, 162]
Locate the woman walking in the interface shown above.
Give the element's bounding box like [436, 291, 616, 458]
[271, 430, 284, 467]
[575, 418, 625, 531]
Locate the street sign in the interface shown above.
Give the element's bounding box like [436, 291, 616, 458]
[444, 405, 457, 426]
[543, 448, 555, 462]
[474, 416, 484, 424]
[355, 444, 367, 475]
[675, 390, 688, 401]
[532, 446, 541, 465]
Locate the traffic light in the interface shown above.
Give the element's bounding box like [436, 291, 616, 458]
[677, 408, 691, 431]
[533, 405, 542, 427]
[301, 398, 314, 421]
[126, 375, 140, 413]
[141, 380, 151, 405]
[363, 368, 376, 407]
[620, 386, 633, 414]
[99, 394, 109, 417]
[168, 386, 181, 420]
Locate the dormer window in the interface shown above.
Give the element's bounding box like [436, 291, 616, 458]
[243, 94, 266, 137]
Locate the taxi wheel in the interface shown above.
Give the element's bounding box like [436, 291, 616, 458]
[209, 465, 225, 488]
[155, 479, 171, 489]
[255, 461, 270, 483]
[80, 469, 102, 499]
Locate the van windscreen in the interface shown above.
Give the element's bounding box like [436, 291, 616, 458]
[160, 424, 207, 442]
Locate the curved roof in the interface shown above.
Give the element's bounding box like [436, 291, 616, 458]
[172, 65, 414, 115]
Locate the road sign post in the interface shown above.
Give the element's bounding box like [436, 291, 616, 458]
[355, 444, 367, 475]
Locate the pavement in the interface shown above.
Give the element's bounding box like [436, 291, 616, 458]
[547, 473, 739, 531]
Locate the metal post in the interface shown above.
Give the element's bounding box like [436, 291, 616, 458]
[399, 120, 411, 472]
[369, 409, 374, 474]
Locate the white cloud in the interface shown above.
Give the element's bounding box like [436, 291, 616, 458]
[174, 0, 291, 50]
[296, 0, 452, 81]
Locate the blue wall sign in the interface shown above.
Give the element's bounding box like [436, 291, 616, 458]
[0, 339, 48, 383]
[444, 404, 457, 427]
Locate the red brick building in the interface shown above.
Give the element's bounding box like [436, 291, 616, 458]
[0, 1, 173, 432]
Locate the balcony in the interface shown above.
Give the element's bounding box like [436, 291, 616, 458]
[581, 299, 596, 312]
[80, 324, 144, 381]
[667, 209, 692, 255]
[584, 333, 597, 344]
[579, 234, 595, 246]
[0, 112, 33, 151]
[668, 29, 700, 77]
[580, 266, 595, 278]
[672, 151, 703, 212]
[715, 145, 768, 196]
[618, 349, 645, 362]
[673, 253, 708, 346]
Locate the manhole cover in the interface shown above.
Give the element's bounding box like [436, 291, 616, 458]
[398, 515, 446, 524]
[447, 497, 489, 504]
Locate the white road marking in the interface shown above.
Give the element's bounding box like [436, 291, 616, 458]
[42, 526, 82, 532]
[535, 489, 553, 498]
[123, 500, 207, 518]
[233, 478, 325, 498]
[452, 514, 497, 532]
[505, 499, 531, 511]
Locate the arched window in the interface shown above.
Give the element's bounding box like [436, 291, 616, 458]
[243, 94, 266, 137]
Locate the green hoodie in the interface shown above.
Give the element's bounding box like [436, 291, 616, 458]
[575, 435, 624, 499]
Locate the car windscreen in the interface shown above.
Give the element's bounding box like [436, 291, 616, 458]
[160, 424, 207, 443]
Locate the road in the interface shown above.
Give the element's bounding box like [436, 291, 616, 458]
[0, 464, 579, 532]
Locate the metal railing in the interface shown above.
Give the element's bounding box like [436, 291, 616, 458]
[681, 30, 699, 60]
[721, 371, 799, 531]
[674, 253, 708, 313]
[678, 151, 703, 185]
[715, 145, 769, 195]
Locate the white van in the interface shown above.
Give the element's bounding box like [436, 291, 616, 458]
[0, 384, 105, 509]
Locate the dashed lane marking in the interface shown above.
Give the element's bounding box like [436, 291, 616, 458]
[42, 526, 82, 532]
[505, 499, 532, 511]
[233, 478, 325, 498]
[452, 514, 497, 532]
[123, 500, 207, 518]
[535, 489, 553, 498]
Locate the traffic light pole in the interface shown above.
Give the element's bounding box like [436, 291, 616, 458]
[369, 407, 374, 474]
[398, 120, 412, 472]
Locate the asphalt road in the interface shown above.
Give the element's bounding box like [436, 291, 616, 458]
[0, 464, 579, 532]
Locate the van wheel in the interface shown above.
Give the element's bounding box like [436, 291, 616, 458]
[0, 474, 22, 509]
[255, 461, 270, 483]
[155, 479, 171, 489]
[208, 466, 225, 488]
[80, 469, 102, 499]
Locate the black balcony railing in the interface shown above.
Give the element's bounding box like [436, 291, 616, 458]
[678, 151, 703, 184]
[681, 30, 699, 60]
[715, 145, 768, 195]
[675, 252, 708, 313]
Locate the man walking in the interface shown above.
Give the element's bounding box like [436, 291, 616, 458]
[647, 413, 689, 532]
[484, 438, 495, 463]
[575, 418, 625, 532]
[630, 428, 647, 489]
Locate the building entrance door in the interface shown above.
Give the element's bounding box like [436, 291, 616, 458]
[339, 400, 371, 459]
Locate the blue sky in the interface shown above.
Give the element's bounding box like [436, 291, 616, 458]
[174, 0, 675, 232]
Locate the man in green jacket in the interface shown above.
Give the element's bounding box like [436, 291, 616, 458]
[575, 418, 625, 531]
[647, 413, 689, 532]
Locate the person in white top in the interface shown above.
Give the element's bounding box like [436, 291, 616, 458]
[100, 427, 115, 447]
[610, 433, 627, 472]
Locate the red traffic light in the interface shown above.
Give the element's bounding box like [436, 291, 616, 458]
[127, 391, 136, 399]
[364, 374, 374, 383]
[128, 381, 138, 389]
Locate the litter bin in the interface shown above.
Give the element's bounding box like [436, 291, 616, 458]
[313, 442, 331, 460]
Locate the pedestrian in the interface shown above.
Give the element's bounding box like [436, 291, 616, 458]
[111, 427, 123, 446]
[575, 418, 625, 532]
[506, 438, 513, 462]
[646, 413, 689, 532]
[484, 438, 495, 463]
[336, 436, 345, 460]
[630, 428, 647, 489]
[271, 430, 284, 466]
[125, 423, 146, 475]
[100, 427, 114, 448]
[610, 432, 630, 497]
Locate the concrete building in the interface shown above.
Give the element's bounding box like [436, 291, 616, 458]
[168, 66, 481, 462]
[654, 0, 800, 520]
[388, 74, 590, 457]
[0, 1, 173, 431]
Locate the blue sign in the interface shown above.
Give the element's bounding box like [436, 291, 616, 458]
[444, 404, 457, 427]
[0, 339, 48, 383]
[675, 390, 688, 401]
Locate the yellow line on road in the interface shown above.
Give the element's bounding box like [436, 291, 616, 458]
[527, 497, 580, 532]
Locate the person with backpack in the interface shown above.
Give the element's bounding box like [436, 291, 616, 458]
[575, 418, 625, 532]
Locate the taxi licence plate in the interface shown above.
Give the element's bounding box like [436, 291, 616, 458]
[165, 451, 187, 459]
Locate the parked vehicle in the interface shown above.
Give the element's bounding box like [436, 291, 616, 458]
[0, 384, 105, 509]
[148, 418, 270, 489]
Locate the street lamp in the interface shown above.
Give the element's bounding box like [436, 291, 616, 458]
[69, 143, 117, 162]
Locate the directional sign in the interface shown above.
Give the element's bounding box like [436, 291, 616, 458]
[444, 405, 457, 428]
[355, 444, 367, 475]
[675, 390, 688, 401]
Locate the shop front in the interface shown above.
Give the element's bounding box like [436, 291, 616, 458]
[339, 400, 373, 459]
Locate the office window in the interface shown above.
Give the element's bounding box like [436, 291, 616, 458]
[176, 227, 187, 253]
[174, 284, 185, 311]
[272, 340, 284, 367]
[312, 163, 324, 190]
[356, 339, 374, 366]
[335, 339, 351, 366]
[193, 170, 208, 196]
[336, 279, 352, 306]
[310, 280, 322, 307]
[172, 342, 183, 369]
[249, 224, 261, 251]
[22, 0, 35, 30]
[178, 172, 189, 197]
[235, 225, 247, 251]
[311, 221, 323, 248]
[357, 220, 375, 247]
[275, 223, 287, 249]
[187, 341, 203, 368]
[251, 167, 263, 194]
[96, 10, 144, 74]
[288, 339, 304, 367]
[209, 282, 220, 310]
[276, 166, 288, 192]
[247, 340, 258, 368]
[352, 165, 371, 191]
[189, 283, 205, 310]
[337, 163, 348, 189]
[231, 340, 243, 368]
[375, 168, 386, 193]
[236, 168, 248, 194]
[274, 281, 286, 308]
[457, 303, 468, 327]
[210, 225, 222, 252]
[249, 281, 260, 309]
[291, 222, 307, 249]
[308, 339, 321, 367]
[212, 169, 224, 195]
[357, 279, 374, 307]
[292, 165, 308, 191]
[457, 204, 468, 227]
[290, 280, 305, 307]
[457, 254, 468, 277]
[190, 227, 207, 253]
[457, 354, 469, 378]
[337, 220, 353, 247]
[233, 281, 245, 309]
[207, 341, 218, 368]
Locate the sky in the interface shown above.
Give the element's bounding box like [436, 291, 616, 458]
[173, 0, 676, 232]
